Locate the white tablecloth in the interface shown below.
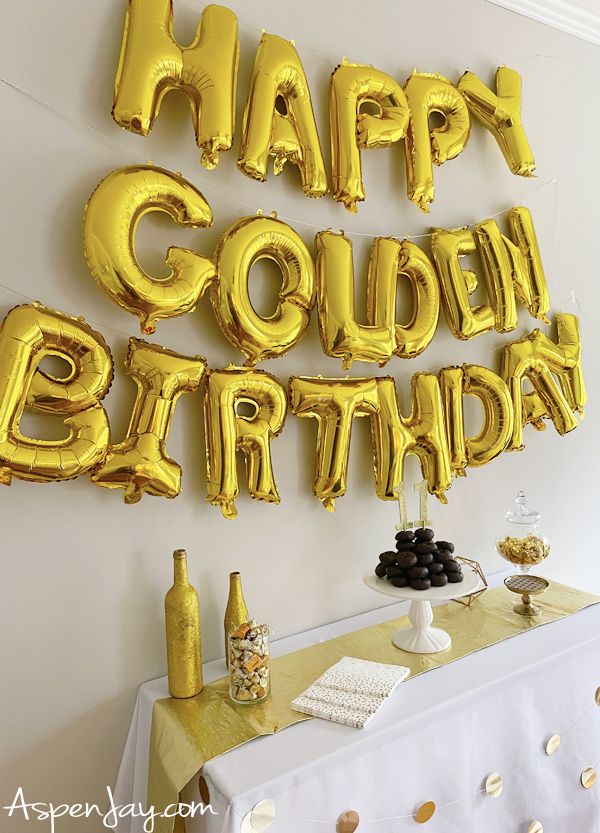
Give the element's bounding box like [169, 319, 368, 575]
[113, 577, 600, 833]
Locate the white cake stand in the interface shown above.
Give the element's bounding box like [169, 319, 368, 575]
[363, 564, 482, 654]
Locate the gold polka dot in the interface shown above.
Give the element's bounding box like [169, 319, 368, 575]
[527, 822, 543, 833]
[545, 734, 561, 756]
[198, 775, 210, 805]
[595, 687, 600, 706]
[337, 810, 360, 833]
[581, 767, 597, 790]
[415, 801, 436, 823]
[485, 772, 503, 798]
[240, 800, 276, 833]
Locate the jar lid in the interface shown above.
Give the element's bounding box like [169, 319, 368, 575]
[505, 490, 540, 524]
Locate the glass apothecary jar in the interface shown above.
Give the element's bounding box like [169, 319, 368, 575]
[495, 491, 550, 574]
[228, 620, 271, 704]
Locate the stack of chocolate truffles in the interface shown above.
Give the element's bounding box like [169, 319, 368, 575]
[374, 528, 463, 591]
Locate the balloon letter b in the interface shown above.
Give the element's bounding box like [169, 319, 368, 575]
[84, 165, 216, 335]
[113, 1, 239, 169]
[0, 305, 112, 485]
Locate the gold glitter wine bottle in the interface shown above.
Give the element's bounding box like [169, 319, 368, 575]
[224, 571, 249, 667]
[165, 549, 203, 698]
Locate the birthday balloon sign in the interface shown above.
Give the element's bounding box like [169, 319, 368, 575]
[112, 1, 536, 213]
[0, 2, 587, 517]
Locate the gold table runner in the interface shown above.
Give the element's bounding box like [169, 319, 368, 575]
[148, 582, 599, 832]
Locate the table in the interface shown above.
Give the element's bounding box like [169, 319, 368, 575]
[112, 576, 600, 833]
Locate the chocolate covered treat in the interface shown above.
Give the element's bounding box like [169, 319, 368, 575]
[374, 528, 464, 590]
[414, 528, 435, 542]
[408, 565, 429, 579]
[395, 530, 415, 543]
[397, 552, 418, 569]
[410, 577, 431, 590]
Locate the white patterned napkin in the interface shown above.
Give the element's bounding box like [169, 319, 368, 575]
[292, 656, 410, 728]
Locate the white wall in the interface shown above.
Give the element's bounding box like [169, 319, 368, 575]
[0, 0, 598, 829]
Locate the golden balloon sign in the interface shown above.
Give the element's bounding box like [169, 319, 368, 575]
[0, 2, 587, 518]
[112, 2, 537, 211]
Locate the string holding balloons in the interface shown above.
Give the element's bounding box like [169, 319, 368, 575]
[111, 1, 537, 213]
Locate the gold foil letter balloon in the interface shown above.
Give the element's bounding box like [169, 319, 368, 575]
[458, 66, 535, 177]
[553, 313, 586, 416]
[371, 375, 452, 503]
[438, 365, 467, 476]
[501, 314, 585, 451]
[507, 206, 551, 323]
[474, 219, 523, 334]
[0, 304, 112, 485]
[289, 376, 379, 511]
[204, 367, 287, 519]
[91, 339, 206, 503]
[366, 238, 440, 359]
[430, 226, 495, 340]
[330, 60, 410, 212]
[238, 33, 327, 198]
[113, 1, 239, 169]
[475, 209, 553, 331]
[84, 165, 216, 335]
[315, 231, 395, 369]
[404, 72, 470, 212]
[439, 365, 514, 472]
[212, 215, 315, 365]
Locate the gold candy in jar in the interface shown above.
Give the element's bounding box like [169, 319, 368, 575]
[495, 491, 550, 574]
[228, 620, 271, 704]
[497, 534, 550, 567]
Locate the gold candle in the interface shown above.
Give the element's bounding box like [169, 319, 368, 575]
[165, 549, 203, 698]
[224, 571, 249, 666]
